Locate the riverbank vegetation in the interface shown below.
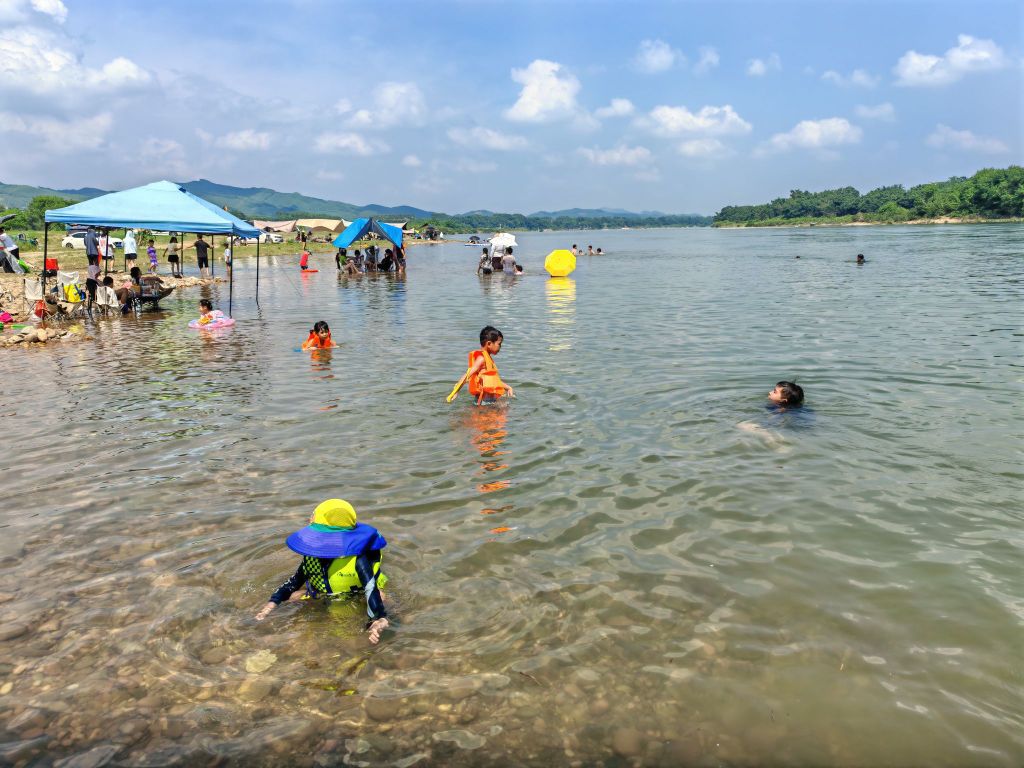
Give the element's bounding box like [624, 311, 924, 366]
[713, 166, 1023, 227]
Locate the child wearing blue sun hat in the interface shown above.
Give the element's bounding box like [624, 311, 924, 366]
[255, 499, 390, 644]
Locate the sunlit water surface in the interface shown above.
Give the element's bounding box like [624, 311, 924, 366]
[0, 225, 1021, 766]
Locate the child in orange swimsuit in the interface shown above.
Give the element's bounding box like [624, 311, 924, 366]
[302, 320, 338, 350]
[446, 325, 515, 404]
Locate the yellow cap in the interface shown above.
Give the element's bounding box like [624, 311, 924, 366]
[313, 498, 357, 528]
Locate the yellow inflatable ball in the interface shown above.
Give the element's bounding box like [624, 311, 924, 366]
[544, 249, 577, 277]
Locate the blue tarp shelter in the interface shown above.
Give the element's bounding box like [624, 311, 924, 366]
[44, 181, 263, 315]
[332, 218, 404, 249]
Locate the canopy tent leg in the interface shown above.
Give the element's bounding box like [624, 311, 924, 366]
[210, 235, 215, 279]
[41, 221, 49, 307]
[103, 227, 109, 277]
[256, 240, 260, 304]
[229, 243, 234, 317]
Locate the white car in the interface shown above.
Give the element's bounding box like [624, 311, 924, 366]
[236, 232, 283, 244]
[61, 231, 123, 250]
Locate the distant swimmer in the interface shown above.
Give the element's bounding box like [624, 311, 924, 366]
[447, 325, 515, 404]
[856, 254, 866, 264]
[255, 499, 391, 645]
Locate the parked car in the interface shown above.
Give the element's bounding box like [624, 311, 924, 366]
[237, 232, 283, 244]
[61, 231, 123, 250]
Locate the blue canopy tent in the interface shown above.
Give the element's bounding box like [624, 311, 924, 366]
[44, 181, 263, 315]
[332, 218, 404, 250]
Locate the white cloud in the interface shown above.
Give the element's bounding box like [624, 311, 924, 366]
[894, 34, 1007, 86]
[349, 81, 427, 128]
[595, 98, 635, 119]
[314, 132, 389, 156]
[642, 104, 752, 137]
[334, 98, 352, 115]
[821, 68, 879, 88]
[0, 111, 111, 152]
[577, 144, 652, 166]
[695, 46, 720, 74]
[855, 102, 895, 121]
[926, 124, 1008, 153]
[402, 154, 422, 167]
[634, 39, 682, 73]
[0, 27, 150, 94]
[505, 59, 580, 122]
[31, 0, 67, 22]
[0, 0, 67, 24]
[765, 117, 862, 152]
[678, 138, 727, 158]
[747, 53, 781, 77]
[215, 129, 271, 151]
[139, 137, 187, 174]
[447, 126, 528, 151]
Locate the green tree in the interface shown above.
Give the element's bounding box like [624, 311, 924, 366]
[24, 195, 75, 229]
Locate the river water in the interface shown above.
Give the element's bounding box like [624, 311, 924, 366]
[0, 225, 1021, 766]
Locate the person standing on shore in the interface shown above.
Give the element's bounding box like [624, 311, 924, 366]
[123, 229, 138, 271]
[180, 234, 212, 278]
[164, 236, 181, 278]
[85, 227, 99, 267]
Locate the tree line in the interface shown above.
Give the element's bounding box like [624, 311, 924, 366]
[407, 212, 712, 235]
[713, 166, 1023, 226]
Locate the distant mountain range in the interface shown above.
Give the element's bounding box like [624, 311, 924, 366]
[0, 179, 705, 222]
[528, 207, 669, 219]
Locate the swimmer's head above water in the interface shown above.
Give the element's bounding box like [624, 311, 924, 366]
[768, 381, 804, 406]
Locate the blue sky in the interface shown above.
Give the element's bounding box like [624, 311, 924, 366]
[0, 0, 1020, 214]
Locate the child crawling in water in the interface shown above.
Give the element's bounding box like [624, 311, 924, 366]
[255, 499, 390, 645]
[302, 320, 338, 350]
[446, 325, 515, 404]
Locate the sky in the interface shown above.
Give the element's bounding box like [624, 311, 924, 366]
[0, 0, 1021, 215]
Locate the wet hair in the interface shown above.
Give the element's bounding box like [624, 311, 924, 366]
[199, 299, 213, 312]
[515, 264, 523, 274]
[130, 266, 142, 283]
[856, 253, 865, 261]
[505, 246, 513, 255]
[775, 381, 804, 405]
[480, 325, 503, 345]
[482, 247, 489, 254]
[312, 320, 331, 335]
[102, 276, 114, 287]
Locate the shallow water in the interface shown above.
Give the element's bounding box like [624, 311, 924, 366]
[0, 225, 1021, 766]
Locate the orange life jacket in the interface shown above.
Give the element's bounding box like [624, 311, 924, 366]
[467, 349, 507, 399]
[303, 330, 333, 349]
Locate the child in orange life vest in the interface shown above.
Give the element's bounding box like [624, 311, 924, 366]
[446, 325, 515, 404]
[302, 320, 338, 350]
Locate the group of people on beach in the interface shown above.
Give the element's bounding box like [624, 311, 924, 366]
[334, 244, 406, 276]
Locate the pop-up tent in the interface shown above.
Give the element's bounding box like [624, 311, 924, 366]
[332, 218, 404, 249]
[254, 219, 298, 233]
[296, 218, 350, 233]
[45, 181, 262, 315]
